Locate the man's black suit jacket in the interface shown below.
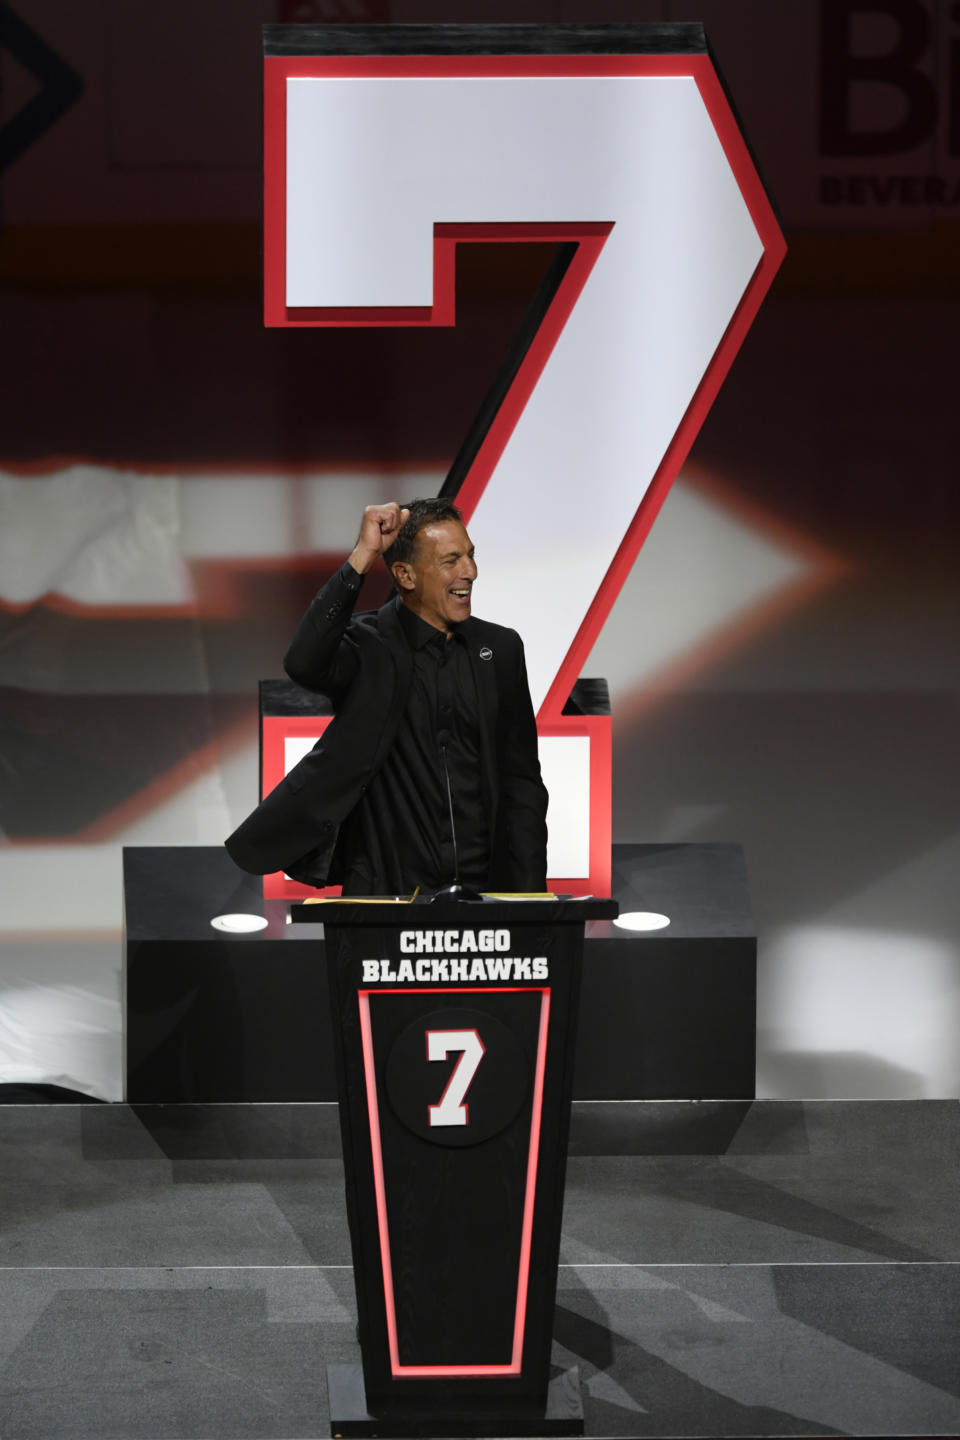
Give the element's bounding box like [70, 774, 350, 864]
[224, 566, 549, 891]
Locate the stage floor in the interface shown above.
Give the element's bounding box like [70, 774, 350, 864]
[0, 1099, 957, 1438]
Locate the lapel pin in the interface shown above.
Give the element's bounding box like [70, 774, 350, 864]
[479, 646, 493, 660]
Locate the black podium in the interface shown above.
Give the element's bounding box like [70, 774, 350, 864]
[297, 896, 617, 1438]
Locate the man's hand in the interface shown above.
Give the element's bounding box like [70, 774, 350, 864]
[348, 503, 410, 575]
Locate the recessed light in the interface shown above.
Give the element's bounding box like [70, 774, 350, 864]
[614, 911, 671, 932]
[210, 913, 269, 934]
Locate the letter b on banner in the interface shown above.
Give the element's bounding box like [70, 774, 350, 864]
[819, 0, 945, 156]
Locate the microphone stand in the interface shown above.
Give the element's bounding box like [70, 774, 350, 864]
[432, 733, 484, 902]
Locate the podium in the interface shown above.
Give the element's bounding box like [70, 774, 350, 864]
[296, 896, 617, 1438]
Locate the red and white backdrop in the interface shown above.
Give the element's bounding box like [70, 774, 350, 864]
[1, 0, 958, 1100]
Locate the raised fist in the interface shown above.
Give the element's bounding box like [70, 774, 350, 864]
[349, 503, 411, 573]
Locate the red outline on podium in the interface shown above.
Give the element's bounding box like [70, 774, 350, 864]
[358, 985, 551, 1377]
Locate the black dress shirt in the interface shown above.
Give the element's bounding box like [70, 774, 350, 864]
[336, 594, 490, 895]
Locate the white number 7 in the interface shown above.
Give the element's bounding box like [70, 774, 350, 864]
[427, 1029, 485, 1128]
[267, 53, 783, 895]
[277, 65, 774, 717]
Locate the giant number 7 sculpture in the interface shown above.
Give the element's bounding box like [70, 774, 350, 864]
[260, 21, 785, 902]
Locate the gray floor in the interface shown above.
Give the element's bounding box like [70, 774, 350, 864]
[0, 1100, 957, 1438]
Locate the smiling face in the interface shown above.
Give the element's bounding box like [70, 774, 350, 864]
[391, 519, 477, 632]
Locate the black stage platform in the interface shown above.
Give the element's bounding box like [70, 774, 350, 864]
[123, 843, 756, 1104]
[0, 1098, 957, 1438]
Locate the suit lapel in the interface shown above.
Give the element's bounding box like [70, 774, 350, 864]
[376, 598, 414, 745]
[461, 618, 499, 741]
[461, 618, 500, 841]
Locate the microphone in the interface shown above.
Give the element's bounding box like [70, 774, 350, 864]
[432, 729, 483, 902]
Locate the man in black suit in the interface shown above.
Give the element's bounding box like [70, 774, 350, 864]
[225, 497, 548, 894]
